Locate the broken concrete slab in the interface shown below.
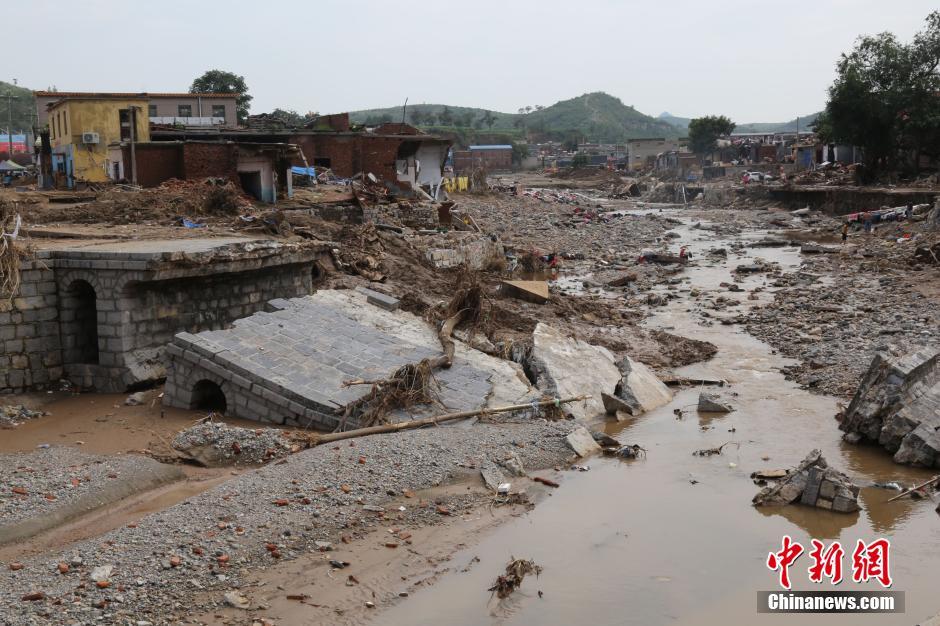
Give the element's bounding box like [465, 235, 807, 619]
[528, 324, 671, 422]
[566, 426, 602, 457]
[800, 243, 839, 254]
[529, 323, 621, 421]
[606, 272, 637, 287]
[480, 461, 507, 492]
[163, 290, 537, 430]
[697, 393, 734, 413]
[614, 356, 673, 416]
[839, 346, 940, 467]
[601, 392, 634, 415]
[501, 280, 549, 304]
[753, 449, 860, 513]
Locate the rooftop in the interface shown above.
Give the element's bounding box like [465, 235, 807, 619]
[35, 91, 237, 99]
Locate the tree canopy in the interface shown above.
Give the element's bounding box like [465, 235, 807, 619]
[189, 70, 252, 123]
[688, 115, 735, 155]
[816, 11, 940, 172]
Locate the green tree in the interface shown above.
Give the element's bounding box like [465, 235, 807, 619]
[688, 115, 736, 155]
[190, 70, 252, 123]
[571, 153, 589, 167]
[458, 111, 475, 128]
[481, 110, 497, 129]
[820, 11, 940, 172]
[511, 143, 529, 166]
[409, 109, 427, 126]
[438, 106, 454, 126]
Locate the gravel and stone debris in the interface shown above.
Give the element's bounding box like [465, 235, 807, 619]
[0, 447, 171, 529]
[172, 421, 294, 466]
[0, 419, 578, 624]
[0, 405, 45, 429]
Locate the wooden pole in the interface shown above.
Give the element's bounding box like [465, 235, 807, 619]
[886, 475, 940, 502]
[310, 395, 590, 446]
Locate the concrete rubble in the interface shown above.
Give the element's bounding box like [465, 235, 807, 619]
[528, 323, 671, 422]
[753, 449, 860, 513]
[172, 421, 294, 466]
[697, 392, 734, 413]
[839, 346, 940, 467]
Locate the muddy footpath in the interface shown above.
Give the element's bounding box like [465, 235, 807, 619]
[1, 180, 940, 626]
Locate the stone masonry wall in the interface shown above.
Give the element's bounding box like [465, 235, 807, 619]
[3, 245, 328, 395]
[163, 334, 341, 431]
[0, 257, 62, 393]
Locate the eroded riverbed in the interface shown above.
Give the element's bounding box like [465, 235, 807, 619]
[373, 207, 940, 626]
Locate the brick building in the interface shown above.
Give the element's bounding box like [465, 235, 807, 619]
[149, 117, 451, 191]
[114, 140, 300, 202]
[452, 145, 513, 174]
[35, 92, 239, 129]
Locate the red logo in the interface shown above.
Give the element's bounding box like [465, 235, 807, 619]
[851, 539, 892, 588]
[768, 537, 892, 589]
[767, 535, 804, 589]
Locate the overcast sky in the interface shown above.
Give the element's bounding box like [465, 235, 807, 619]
[10, 1, 936, 123]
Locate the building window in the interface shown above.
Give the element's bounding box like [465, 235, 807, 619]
[119, 109, 131, 141]
[63, 112, 68, 137]
[148, 104, 157, 117]
[178, 104, 192, 118]
[212, 104, 225, 121]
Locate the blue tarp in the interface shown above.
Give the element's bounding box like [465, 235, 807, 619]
[291, 166, 317, 176]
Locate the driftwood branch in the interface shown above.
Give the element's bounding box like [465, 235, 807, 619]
[886, 475, 940, 502]
[297, 395, 590, 446]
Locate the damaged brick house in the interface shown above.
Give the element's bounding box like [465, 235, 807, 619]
[149, 114, 451, 194]
[110, 140, 302, 203]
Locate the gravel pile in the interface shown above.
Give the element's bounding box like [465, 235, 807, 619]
[0, 448, 162, 528]
[746, 240, 938, 397]
[0, 405, 45, 429]
[172, 421, 293, 466]
[0, 419, 577, 624]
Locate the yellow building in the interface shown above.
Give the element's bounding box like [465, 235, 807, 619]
[46, 96, 149, 185]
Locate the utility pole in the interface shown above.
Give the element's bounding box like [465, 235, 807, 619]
[3, 94, 19, 159]
[129, 106, 138, 185]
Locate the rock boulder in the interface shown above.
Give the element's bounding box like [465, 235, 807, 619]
[839, 346, 940, 467]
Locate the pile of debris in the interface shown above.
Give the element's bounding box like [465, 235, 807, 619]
[172, 420, 294, 466]
[0, 405, 45, 429]
[27, 178, 253, 225]
[839, 346, 940, 467]
[752, 449, 861, 513]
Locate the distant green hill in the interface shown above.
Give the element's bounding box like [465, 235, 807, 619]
[349, 104, 516, 130]
[524, 92, 678, 141]
[658, 110, 823, 134]
[0, 81, 36, 132]
[658, 111, 690, 131]
[734, 112, 822, 134]
[348, 92, 680, 143]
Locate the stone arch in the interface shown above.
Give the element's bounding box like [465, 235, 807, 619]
[61, 279, 99, 365]
[191, 379, 227, 413]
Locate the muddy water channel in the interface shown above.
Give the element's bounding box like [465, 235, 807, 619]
[376, 208, 940, 626]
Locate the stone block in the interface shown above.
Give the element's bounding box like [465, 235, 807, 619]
[356, 287, 400, 312]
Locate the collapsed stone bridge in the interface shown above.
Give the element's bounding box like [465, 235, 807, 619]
[2, 238, 332, 393]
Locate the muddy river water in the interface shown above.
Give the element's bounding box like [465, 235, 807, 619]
[376, 207, 940, 625]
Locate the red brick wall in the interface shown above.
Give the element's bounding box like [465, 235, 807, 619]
[290, 135, 401, 182]
[182, 143, 238, 181]
[123, 143, 182, 187]
[453, 149, 512, 174]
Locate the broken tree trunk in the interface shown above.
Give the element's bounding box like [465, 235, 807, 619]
[303, 396, 589, 445]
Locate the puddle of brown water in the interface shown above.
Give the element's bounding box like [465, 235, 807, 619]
[0, 391, 264, 456]
[374, 216, 940, 626]
[1, 391, 262, 558]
